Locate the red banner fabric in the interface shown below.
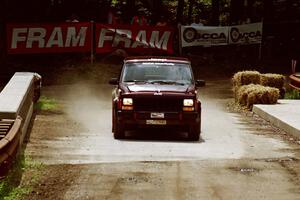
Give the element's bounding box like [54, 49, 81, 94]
[95, 24, 174, 54]
[7, 22, 92, 54]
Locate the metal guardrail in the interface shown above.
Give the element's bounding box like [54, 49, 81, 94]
[0, 72, 41, 175]
[0, 117, 22, 174]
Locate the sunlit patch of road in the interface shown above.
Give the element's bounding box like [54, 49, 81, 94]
[25, 81, 296, 165]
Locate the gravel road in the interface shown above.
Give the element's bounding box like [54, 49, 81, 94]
[23, 79, 300, 200]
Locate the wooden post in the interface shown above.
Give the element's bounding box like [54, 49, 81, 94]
[258, 20, 263, 61]
[90, 21, 94, 65]
[178, 23, 183, 56]
[258, 42, 262, 61]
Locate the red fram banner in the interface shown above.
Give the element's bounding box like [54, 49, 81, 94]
[95, 24, 174, 54]
[6, 22, 92, 54]
[6, 23, 175, 54]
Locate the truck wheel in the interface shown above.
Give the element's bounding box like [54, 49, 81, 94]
[112, 109, 115, 133]
[114, 121, 125, 139]
[188, 125, 200, 141]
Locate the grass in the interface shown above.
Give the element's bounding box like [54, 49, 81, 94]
[284, 89, 300, 99]
[34, 96, 59, 111]
[0, 155, 43, 200]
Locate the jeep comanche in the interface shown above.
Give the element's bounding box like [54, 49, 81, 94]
[109, 57, 205, 140]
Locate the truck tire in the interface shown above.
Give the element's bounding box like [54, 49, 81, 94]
[188, 125, 200, 141]
[113, 118, 125, 139]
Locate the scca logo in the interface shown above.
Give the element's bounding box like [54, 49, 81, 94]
[183, 28, 197, 43]
[230, 27, 262, 43]
[183, 27, 226, 43]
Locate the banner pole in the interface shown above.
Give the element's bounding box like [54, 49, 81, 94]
[178, 23, 182, 56]
[258, 42, 262, 61]
[259, 21, 263, 61]
[90, 21, 94, 65]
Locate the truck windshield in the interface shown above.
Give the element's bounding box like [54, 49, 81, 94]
[122, 62, 194, 85]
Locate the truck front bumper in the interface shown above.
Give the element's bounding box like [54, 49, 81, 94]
[117, 110, 201, 130]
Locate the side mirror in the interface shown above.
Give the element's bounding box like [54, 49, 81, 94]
[195, 80, 205, 87]
[109, 78, 119, 85]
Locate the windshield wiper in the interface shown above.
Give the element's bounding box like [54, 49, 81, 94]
[149, 80, 185, 85]
[124, 79, 145, 82]
[123, 80, 148, 83]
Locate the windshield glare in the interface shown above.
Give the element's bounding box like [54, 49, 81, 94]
[122, 62, 193, 84]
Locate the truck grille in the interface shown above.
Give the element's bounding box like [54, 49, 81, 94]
[134, 97, 182, 112]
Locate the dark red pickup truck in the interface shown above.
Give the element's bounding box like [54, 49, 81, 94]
[109, 57, 205, 140]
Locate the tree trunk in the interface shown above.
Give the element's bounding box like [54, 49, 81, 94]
[187, 0, 195, 24]
[126, 0, 135, 22]
[153, 0, 162, 21]
[263, 0, 273, 23]
[230, 0, 243, 24]
[0, 0, 6, 63]
[176, 0, 184, 23]
[211, 0, 220, 25]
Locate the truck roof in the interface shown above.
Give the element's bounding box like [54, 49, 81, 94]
[124, 56, 191, 64]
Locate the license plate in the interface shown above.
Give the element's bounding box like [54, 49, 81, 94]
[146, 120, 167, 125]
[151, 112, 164, 119]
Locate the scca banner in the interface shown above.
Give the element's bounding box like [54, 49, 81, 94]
[181, 26, 229, 47]
[181, 22, 263, 47]
[229, 22, 262, 44]
[7, 22, 91, 54]
[95, 24, 174, 54]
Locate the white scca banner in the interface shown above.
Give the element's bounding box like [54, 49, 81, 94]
[181, 22, 263, 47]
[181, 26, 229, 47]
[229, 22, 262, 45]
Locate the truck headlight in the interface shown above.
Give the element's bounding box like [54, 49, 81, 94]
[183, 99, 195, 111]
[183, 99, 194, 107]
[123, 98, 133, 106]
[122, 98, 133, 110]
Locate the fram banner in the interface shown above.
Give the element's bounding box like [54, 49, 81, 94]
[181, 22, 262, 47]
[228, 22, 262, 44]
[181, 26, 229, 47]
[95, 24, 174, 54]
[7, 22, 91, 54]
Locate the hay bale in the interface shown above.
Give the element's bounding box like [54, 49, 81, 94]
[260, 73, 285, 89]
[233, 86, 239, 102]
[237, 84, 259, 105]
[232, 71, 261, 87]
[237, 84, 280, 109]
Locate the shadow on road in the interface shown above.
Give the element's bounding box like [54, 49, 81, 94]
[119, 129, 205, 143]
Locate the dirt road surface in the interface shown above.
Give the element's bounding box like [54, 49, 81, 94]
[24, 79, 300, 200]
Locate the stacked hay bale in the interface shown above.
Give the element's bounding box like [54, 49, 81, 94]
[232, 71, 283, 109]
[232, 71, 261, 87]
[232, 71, 261, 103]
[260, 73, 285, 98]
[237, 84, 279, 108]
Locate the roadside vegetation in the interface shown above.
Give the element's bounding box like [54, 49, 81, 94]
[0, 155, 43, 200]
[284, 88, 300, 99]
[35, 96, 59, 112]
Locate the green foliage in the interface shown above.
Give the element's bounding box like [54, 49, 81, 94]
[200, 0, 212, 6]
[284, 89, 300, 99]
[35, 96, 59, 111]
[111, 0, 119, 6]
[0, 156, 43, 200]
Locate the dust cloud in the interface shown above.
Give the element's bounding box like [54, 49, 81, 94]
[63, 82, 113, 133]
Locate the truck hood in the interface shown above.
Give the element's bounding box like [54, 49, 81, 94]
[126, 84, 190, 93]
